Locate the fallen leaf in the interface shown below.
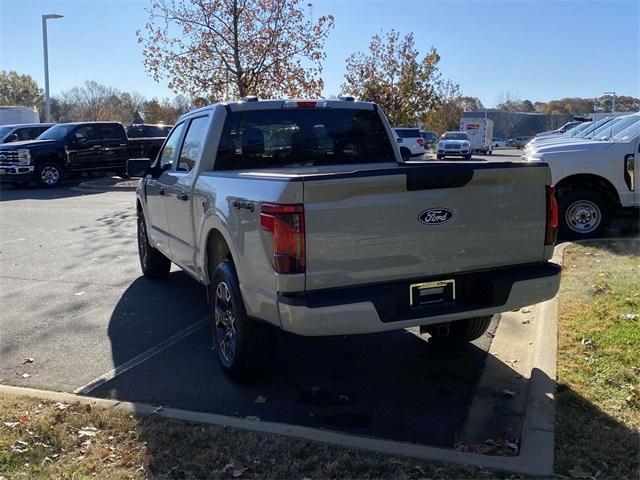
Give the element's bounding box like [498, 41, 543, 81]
[502, 389, 517, 398]
[54, 402, 69, 411]
[78, 426, 99, 438]
[520, 307, 531, 313]
[10, 440, 29, 453]
[620, 313, 638, 322]
[152, 406, 163, 414]
[232, 468, 248, 477]
[73, 291, 85, 296]
[245, 416, 260, 422]
[21, 373, 30, 379]
[23, 358, 34, 364]
[253, 395, 267, 404]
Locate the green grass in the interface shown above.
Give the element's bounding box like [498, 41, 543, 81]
[555, 240, 639, 479]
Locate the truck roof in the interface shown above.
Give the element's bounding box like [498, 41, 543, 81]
[179, 98, 376, 122]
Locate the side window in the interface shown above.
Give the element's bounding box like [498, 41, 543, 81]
[73, 125, 99, 144]
[158, 122, 186, 171]
[99, 124, 125, 140]
[177, 116, 208, 172]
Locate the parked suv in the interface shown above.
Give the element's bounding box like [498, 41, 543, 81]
[392, 127, 426, 160]
[437, 131, 472, 159]
[132, 98, 560, 380]
[0, 123, 55, 143]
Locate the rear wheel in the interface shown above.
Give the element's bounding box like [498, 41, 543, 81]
[427, 316, 493, 343]
[400, 147, 410, 162]
[437, 154, 444, 160]
[137, 213, 171, 279]
[210, 260, 274, 381]
[36, 161, 63, 188]
[558, 189, 611, 239]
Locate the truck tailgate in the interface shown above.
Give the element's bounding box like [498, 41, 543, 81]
[303, 162, 550, 291]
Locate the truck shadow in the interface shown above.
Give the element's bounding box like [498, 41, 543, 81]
[85, 262, 638, 476]
[0, 181, 103, 202]
[92, 272, 512, 449]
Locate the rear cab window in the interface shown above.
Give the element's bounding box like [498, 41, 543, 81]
[394, 129, 420, 139]
[98, 124, 126, 141]
[213, 107, 395, 171]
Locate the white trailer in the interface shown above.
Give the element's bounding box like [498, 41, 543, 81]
[460, 117, 494, 154]
[0, 106, 40, 126]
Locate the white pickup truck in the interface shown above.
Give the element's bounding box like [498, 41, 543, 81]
[132, 98, 561, 380]
[525, 115, 640, 238]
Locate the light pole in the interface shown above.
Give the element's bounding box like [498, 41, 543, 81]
[42, 13, 63, 122]
[603, 91, 616, 113]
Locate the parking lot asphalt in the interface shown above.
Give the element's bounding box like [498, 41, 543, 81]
[0, 161, 636, 449]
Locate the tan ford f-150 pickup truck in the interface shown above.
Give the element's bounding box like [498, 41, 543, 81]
[131, 97, 561, 380]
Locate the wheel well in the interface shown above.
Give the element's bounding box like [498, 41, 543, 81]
[205, 229, 232, 281]
[555, 174, 620, 207]
[136, 200, 142, 215]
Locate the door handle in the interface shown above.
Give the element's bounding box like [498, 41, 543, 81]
[158, 187, 165, 196]
[177, 192, 189, 201]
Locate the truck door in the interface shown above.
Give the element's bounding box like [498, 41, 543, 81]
[145, 122, 186, 256]
[96, 124, 128, 170]
[165, 115, 210, 274]
[67, 125, 102, 170]
[632, 141, 640, 206]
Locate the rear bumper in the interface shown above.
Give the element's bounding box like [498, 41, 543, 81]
[277, 262, 561, 336]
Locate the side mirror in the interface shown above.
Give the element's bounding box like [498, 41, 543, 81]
[127, 158, 152, 178]
[5, 133, 19, 143]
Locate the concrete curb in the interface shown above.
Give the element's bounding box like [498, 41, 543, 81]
[0, 384, 548, 476]
[76, 179, 139, 192]
[0, 244, 580, 476]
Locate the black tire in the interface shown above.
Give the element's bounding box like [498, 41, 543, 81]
[400, 147, 411, 162]
[137, 213, 171, 279]
[210, 260, 274, 381]
[117, 169, 131, 179]
[35, 161, 63, 188]
[428, 316, 493, 343]
[463, 154, 472, 160]
[437, 154, 444, 160]
[88, 170, 106, 179]
[558, 188, 611, 240]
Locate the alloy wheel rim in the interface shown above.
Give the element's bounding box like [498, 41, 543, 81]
[566, 200, 601, 234]
[214, 282, 237, 365]
[40, 165, 59, 185]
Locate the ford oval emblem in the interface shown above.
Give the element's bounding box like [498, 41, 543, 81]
[418, 208, 454, 225]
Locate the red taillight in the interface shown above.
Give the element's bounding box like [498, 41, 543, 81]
[260, 203, 305, 274]
[545, 185, 558, 245]
[417, 137, 425, 146]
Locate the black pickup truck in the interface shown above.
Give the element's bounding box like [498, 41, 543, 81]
[0, 122, 165, 187]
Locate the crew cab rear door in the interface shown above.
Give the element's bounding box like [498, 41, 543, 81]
[164, 114, 211, 273]
[303, 162, 550, 291]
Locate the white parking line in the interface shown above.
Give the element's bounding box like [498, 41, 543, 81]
[73, 316, 209, 395]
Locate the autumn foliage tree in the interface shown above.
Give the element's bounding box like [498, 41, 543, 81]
[138, 0, 335, 100]
[342, 31, 450, 126]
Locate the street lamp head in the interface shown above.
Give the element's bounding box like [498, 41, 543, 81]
[43, 14, 64, 19]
